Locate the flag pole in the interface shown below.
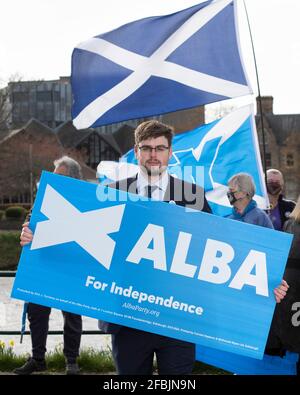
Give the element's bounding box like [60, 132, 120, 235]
[242, 0, 267, 182]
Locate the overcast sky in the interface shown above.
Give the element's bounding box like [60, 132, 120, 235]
[1, 0, 299, 115]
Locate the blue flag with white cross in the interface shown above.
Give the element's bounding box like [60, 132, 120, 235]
[71, 0, 252, 128]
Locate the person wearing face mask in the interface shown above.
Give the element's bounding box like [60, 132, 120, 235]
[226, 172, 290, 365]
[227, 172, 274, 228]
[266, 169, 296, 231]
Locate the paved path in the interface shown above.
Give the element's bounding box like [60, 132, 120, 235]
[0, 278, 111, 355]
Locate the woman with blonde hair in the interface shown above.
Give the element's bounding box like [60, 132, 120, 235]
[226, 173, 291, 361]
[227, 172, 273, 228]
[287, 195, 300, 223]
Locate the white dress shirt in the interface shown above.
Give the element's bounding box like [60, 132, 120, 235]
[136, 169, 169, 201]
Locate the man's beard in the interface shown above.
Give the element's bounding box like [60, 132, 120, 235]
[147, 166, 161, 176]
[144, 162, 165, 177]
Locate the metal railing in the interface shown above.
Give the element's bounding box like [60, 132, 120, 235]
[1, 271, 19, 278]
[0, 271, 102, 336]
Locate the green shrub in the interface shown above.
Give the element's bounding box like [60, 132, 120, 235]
[24, 209, 31, 220]
[5, 206, 25, 219]
[0, 231, 21, 270]
[0, 210, 4, 220]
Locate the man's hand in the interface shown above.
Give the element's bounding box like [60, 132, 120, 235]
[20, 222, 33, 246]
[274, 279, 289, 303]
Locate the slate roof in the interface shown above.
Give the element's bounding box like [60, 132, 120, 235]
[0, 118, 60, 145]
[265, 114, 300, 145]
[56, 121, 122, 154]
[55, 120, 91, 148]
[112, 124, 135, 155]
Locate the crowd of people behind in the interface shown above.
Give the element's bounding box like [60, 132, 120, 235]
[13, 120, 299, 375]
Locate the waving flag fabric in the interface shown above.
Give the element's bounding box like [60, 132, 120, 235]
[98, 105, 268, 217]
[72, 0, 252, 129]
[195, 346, 298, 375]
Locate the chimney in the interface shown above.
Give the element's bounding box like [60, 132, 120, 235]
[256, 96, 273, 114]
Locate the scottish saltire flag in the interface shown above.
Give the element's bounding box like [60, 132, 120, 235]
[98, 105, 268, 217]
[72, 0, 252, 129]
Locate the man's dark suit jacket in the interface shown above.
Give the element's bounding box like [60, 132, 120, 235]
[98, 174, 212, 334]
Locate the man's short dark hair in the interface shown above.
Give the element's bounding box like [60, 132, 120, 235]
[134, 120, 174, 147]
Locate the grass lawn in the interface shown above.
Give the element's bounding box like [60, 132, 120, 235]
[0, 342, 229, 374]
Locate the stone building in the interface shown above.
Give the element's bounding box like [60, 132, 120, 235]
[0, 119, 63, 204]
[0, 118, 143, 204]
[0, 119, 96, 205]
[255, 96, 300, 200]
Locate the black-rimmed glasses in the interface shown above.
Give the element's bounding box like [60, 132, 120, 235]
[138, 145, 169, 153]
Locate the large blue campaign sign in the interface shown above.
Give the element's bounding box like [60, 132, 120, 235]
[11, 172, 292, 359]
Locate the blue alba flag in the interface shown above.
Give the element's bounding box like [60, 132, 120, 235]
[72, 0, 252, 129]
[99, 105, 268, 217]
[195, 346, 299, 375]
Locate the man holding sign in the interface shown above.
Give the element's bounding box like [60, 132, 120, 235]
[20, 120, 211, 374]
[98, 120, 211, 375]
[19, 120, 288, 375]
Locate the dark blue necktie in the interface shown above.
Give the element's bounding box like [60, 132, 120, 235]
[146, 185, 158, 198]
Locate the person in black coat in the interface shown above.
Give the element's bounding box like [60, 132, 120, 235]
[267, 196, 300, 374]
[99, 120, 211, 375]
[14, 156, 83, 375]
[264, 169, 298, 370]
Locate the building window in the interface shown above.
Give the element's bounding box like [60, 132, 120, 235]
[286, 153, 294, 168]
[85, 133, 120, 169]
[258, 129, 269, 146]
[264, 152, 271, 168]
[37, 91, 52, 102]
[53, 91, 60, 101]
[12, 92, 29, 102]
[36, 90, 60, 102]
